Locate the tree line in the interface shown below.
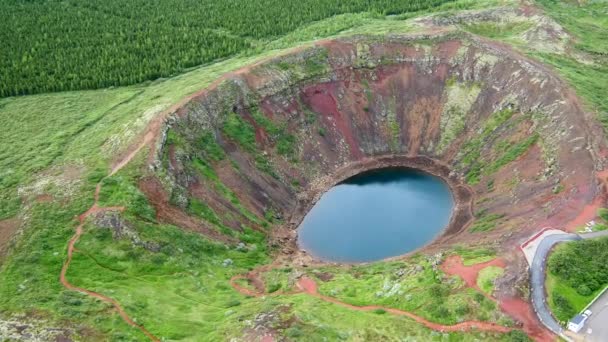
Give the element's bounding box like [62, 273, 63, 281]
[0, 0, 454, 97]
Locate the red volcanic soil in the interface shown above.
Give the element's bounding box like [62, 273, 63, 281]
[563, 169, 608, 232]
[441, 256, 554, 342]
[500, 297, 555, 342]
[229, 266, 516, 336]
[441, 255, 506, 292]
[302, 83, 363, 159]
[0, 217, 20, 253]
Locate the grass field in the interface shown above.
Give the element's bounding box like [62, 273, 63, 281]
[546, 237, 608, 324]
[0, 0, 606, 339]
[454, 246, 497, 266]
[0, 0, 513, 338]
[312, 258, 513, 326]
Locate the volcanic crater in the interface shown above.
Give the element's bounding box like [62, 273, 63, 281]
[142, 31, 607, 266]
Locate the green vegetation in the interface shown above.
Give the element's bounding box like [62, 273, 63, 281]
[598, 208, 608, 222]
[3, 0, 607, 339]
[462, 21, 533, 39]
[199, 132, 226, 161]
[547, 237, 608, 323]
[454, 246, 497, 266]
[477, 266, 504, 295]
[485, 134, 539, 175]
[220, 110, 283, 178]
[536, 0, 608, 58]
[459, 109, 515, 183]
[464, 0, 608, 134]
[535, 54, 608, 131]
[68, 216, 270, 340]
[470, 210, 505, 233]
[0, 0, 457, 97]
[312, 258, 512, 325]
[222, 111, 257, 153]
[251, 108, 297, 158]
[190, 158, 263, 226]
[460, 109, 537, 185]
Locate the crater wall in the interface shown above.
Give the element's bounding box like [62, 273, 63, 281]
[145, 32, 607, 258]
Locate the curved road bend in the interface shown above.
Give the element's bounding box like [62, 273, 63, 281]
[530, 230, 608, 337]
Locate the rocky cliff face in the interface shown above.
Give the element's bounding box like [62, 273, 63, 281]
[143, 31, 606, 257]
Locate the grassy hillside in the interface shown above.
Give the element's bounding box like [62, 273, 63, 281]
[0, 0, 606, 340]
[0, 1, 511, 339]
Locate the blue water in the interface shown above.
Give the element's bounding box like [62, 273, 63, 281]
[297, 168, 454, 263]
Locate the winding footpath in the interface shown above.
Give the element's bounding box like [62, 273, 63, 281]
[230, 267, 514, 336]
[296, 276, 512, 334]
[60, 139, 161, 340]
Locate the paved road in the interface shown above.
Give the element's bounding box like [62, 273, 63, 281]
[579, 230, 608, 240]
[583, 291, 608, 342]
[529, 230, 608, 338]
[530, 233, 581, 335]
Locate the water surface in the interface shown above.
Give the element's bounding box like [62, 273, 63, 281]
[297, 168, 454, 262]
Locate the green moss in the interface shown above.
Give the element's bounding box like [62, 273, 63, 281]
[462, 21, 534, 39]
[485, 133, 539, 174]
[438, 81, 480, 153]
[188, 198, 234, 236]
[98, 176, 156, 221]
[454, 246, 497, 266]
[311, 258, 511, 326]
[459, 109, 518, 184]
[251, 107, 297, 159]
[222, 111, 257, 152]
[470, 210, 505, 233]
[477, 266, 504, 295]
[386, 98, 400, 150]
[199, 131, 225, 161]
[192, 158, 264, 225]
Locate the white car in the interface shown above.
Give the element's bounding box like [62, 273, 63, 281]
[584, 309, 592, 317]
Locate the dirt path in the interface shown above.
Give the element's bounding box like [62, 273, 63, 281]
[441, 255, 555, 342]
[60, 164, 161, 339]
[296, 276, 513, 334]
[58, 38, 338, 341]
[229, 266, 517, 336]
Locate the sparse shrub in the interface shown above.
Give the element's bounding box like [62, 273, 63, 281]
[598, 208, 608, 221]
[506, 330, 532, 342]
[429, 284, 449, 298]
[199, 132, 225, 161]
[473, 292, 485, 303]
[455, 303, 470, 315]
[374, 308, 386, 315]
[469, 212, 504, 233]
[593, 223, 608, 231]
[225, 299, 241, 308]
[552, 291, 575, 319]
[267, 283, 281, 293]
[286, 326, 303, 338]
[576, 284, 592, 296]
[431, 306, 450, 319]
[222, 111, 256, 152]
